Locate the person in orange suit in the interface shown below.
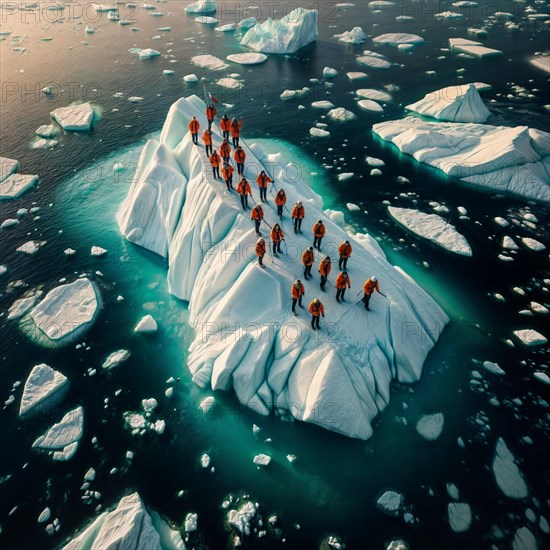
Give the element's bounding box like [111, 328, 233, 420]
[236, 177, 251, 209]
[335, 271, 351, 302]
[220, 114, 231, 140]
[275, 189, 286, 218]
[270, 223, 284, 256]
[220, 139, 231, 163]
[251, 204, 264, 235]
[202, 128, 213, 155]
[189, 116, 200, 144]
[221, 162, 234, 191]
[256, 237, 266, 268]
[338, 240, 352, 270]
[234, 146, 246, 176]
[256, 170, 273, 202]
[319, 256, 331, 291]
[206, 103, 217, 130]
[230, 117, 243, 147]
[291, 201, 305, 233]
[209, 150, 220, 179]
[362, 276, 383, 311]
[308, 298, 325, 330]
[313, 220, 326, 250]
[291, 279, 305, 315]
[302, 246, 314, 280]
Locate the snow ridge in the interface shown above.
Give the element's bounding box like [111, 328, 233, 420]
[118, 95, 448, 440]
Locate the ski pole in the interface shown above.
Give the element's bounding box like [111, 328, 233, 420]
[262, 219, 273, 230]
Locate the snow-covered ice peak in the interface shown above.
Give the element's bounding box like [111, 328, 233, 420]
[240, 7, 318, 54]
[117, 95, 448, 440]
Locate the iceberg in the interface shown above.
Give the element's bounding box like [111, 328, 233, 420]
[28, 278, 100, 344]
[117, 95, 448, 440]
[240, 8, 318, 54]
[184, 0, 217, 14]
[448, 37, 502, 58]
[19, 364, 69, 416]
[415, 412, 445, 440]
[334, 27, 366, 44]
[63, 492, 183, 549]
[373, 118, 550, 203]
[388, 207, 472, 256]
[50, 103, 95, 131]
[406, 83, 491, 123]
[447, 502, 472, 532]
[33, 406, 84, 459]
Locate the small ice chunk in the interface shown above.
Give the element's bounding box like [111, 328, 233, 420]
[38, 508, 51, 524]
[102, 349, 130, 370]
[184, 512, 198, 532]
[366, 157, 385, 167]
[513, 329, 547, 347]
[448, 502, 472, 533]
[327, 107, 356, 121]
[141, 398, 158, 412]
[84, 468, 96, 481]
[482, 361, 505, 375]
[51, 103, 94, 131]
[191, 54, 228, 70]
[533, 372, 550, 385]
[334, 27, 366, 44]
[416, 413, 444, 440]
[199, 396, 215, 413]
[376, 490, 404, 516]
[19, 364, 68, 416]
[253, 453, 271, 466]
[310, 127, 331, 138]
[311, 100, 335, 109]
[201, 453, 210, 468]
[338, 173, 354, 182]
[358, 99, 383, 113]
[135, 315, 158, 333]
[492, 437, 528, 499]
[183, 74, 199, 82]
[226, 53, 267, 65]
[494, 217, 509, 227]
[323, 67, 338, 78]
[521, 238, 545, 251]
[91, 246, 107, 256]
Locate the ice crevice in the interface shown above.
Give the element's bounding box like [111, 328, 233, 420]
[117, 95, 448, 439]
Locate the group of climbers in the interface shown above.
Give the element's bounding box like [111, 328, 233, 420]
[192, 105, 386, 329]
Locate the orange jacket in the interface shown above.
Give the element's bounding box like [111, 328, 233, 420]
[209, 152, 220, 167]
[202, 130, 212, 145]
[256, 173, 273, 188]
[220, 142, 231, 158]
[256, 241, 266, 257]
[338, 242, 352, 258]
[220, 117, 231, 132]
[275, 191, 286, 206]
[308, 300, 324, 316]
[270, 226, 284, 243]
[291, 283, 305, 299]
[221, 164, 234, 180]
[335, 272, 351, 289]
[206, 105, 217, 121]
[236, 180, 251, 195]
[319, 258, 331, 277]
[313, 222, 326, 237]
[230, 120, 243, 137]
[291, 204, 305, 219]
[234, 149, 246, 163]
[251, 207, 264, 221]
[302, 249, 314, 266]
[189, 118, 200, 133]
[363, 278, 380, 296]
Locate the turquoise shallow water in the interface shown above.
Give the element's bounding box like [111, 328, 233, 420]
[1, 1, 549, 548]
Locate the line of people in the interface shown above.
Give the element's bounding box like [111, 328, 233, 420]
[191, 107, 386, 330]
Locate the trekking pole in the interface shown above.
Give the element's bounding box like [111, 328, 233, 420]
[262, 219, 273, 230]
[380, 292, 387, 298]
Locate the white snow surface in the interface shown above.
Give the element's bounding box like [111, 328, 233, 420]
[63, 492, 183, 549]
[240, 8, 318, 54]
[406, 83, 491, 123]
[373, 117, 550, 203]
[30, 279, 100, 342]
[20, 364, 68, 416]
[388, 207, 472, 256]
[492, 437, 528, 499]
[116, 95, 448, 440]
[50, 103, 94, 131]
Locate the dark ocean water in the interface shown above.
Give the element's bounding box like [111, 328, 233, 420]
[0, 1, 549, 548]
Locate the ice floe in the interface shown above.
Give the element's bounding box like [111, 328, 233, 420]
[191, 54, 228, 70]
[492, 437, 528, 499]
[33, 406, 84, 460]
[513, 329, 547, 346]
[50, 103, 95, 131]
[448, 37, 502, 58]
[416, 412, 445, 440]
[0, 157, 38, 199]
[227, 53, 267, 65]
[19, 364, 68, 416]
[388, 207, 472, 256]
[448, 502, 472, 532]
[372, 33, 424, 46]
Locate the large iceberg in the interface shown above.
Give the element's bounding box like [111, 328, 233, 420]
[117, 95, 448, 440]
[406, 84, 491, 123]
[373, 118, 550, 203]
[240, 8, 318, 54]
[63, 492, 184, 549]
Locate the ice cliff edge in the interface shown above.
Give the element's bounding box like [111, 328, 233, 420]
[117, 95, 448, 440]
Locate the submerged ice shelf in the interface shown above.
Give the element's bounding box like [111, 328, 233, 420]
[117, 95, 448, 440]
